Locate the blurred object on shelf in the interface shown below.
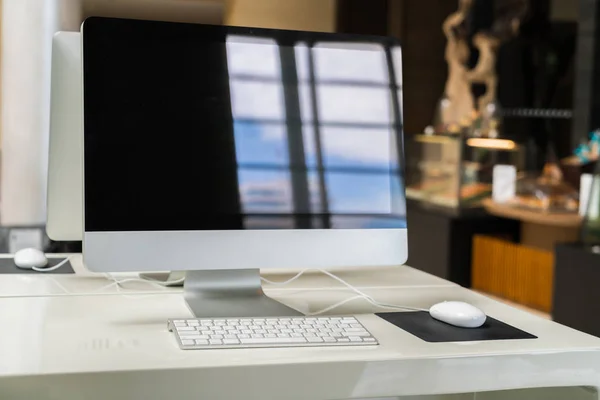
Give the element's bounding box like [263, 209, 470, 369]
[581, 162, 600, 246]
[562, 130, 600, 166]
[479, 101, 503, 138]
[440, 0, 475, 130]
[504, 164, 579, 213]
[406, 133, 524, 209]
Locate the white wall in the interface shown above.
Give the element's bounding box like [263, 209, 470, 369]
[226, 0, 336, 32]
[1, 0, 82, 226]
[83, 0, 223, 24]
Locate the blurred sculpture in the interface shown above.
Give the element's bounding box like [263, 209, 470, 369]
[467, 0, 528, 115]
[438, 0, 474, 132]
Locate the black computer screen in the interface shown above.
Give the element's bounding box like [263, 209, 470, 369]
[82, 17, 406, 232]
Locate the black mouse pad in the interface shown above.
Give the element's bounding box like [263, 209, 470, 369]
[376, 311, 537, 342]
[0, 258, 74, 274]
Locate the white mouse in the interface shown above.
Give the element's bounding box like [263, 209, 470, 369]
[14, 248, 48, 270]
[429, 301, 486, 328]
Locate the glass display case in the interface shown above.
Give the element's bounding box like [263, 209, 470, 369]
[405, 134, 525, 208]
[581, 165, 600, 245]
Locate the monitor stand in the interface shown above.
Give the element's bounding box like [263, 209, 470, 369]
[183, 269, 303, 318]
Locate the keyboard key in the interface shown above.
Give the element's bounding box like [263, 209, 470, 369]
[265, 334, 277, 339]
[307, 337, 324, 343]
[180, 335, 201, 340]
[210, 335, 224, 339]
[209, 339, 223, 345]
[240, 337, 306, 345]
[344, 327, 368, 332]
[363, 338, 377, 343]
[337, 338, 350, 343]
[225, 335, 237, 339]
[323, 337, 337, 343]
[201, 330, 211, 335]
[348, 336, 363, 342]
[195, 339, 209, 345]
[223, 339, 240, 345]
[342, 331, 370, 337]
[181, 340, 195, 346]
[177, 327, 196, 331]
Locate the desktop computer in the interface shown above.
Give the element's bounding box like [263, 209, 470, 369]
[47, 32, 83, 241]
[69, 16, 407, 319]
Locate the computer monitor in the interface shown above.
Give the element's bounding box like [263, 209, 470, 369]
[81, 17, 407, 317]
[47, 32, 83, 241]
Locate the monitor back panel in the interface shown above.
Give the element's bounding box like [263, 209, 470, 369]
[47, 32, 83, 241]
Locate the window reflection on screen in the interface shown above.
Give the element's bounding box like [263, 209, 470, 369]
[226, 35, 406, 230]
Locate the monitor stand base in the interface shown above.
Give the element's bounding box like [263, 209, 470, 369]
[183, 269, 303, 318]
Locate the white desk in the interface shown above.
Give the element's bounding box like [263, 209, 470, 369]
[1, 262, 599, 400]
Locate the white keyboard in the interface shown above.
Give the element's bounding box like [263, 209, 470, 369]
[168, 316, 378, 350]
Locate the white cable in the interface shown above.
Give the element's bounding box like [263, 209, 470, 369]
[100, 274, 185, 292]
[44, 266, 428, 314]
[260, 270, 307, 286]
[305, 295, 368, 316]
[32, 256, 72, 272]
[262, 268, 428, 313]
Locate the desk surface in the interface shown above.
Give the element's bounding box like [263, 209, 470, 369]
[1, 260, 600, 400]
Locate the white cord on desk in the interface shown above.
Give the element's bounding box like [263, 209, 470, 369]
[43, 267, 429, 315]
[262, 269, 429, 315]
[100, 274, 185, 293]
[32, 256, 72, 272]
